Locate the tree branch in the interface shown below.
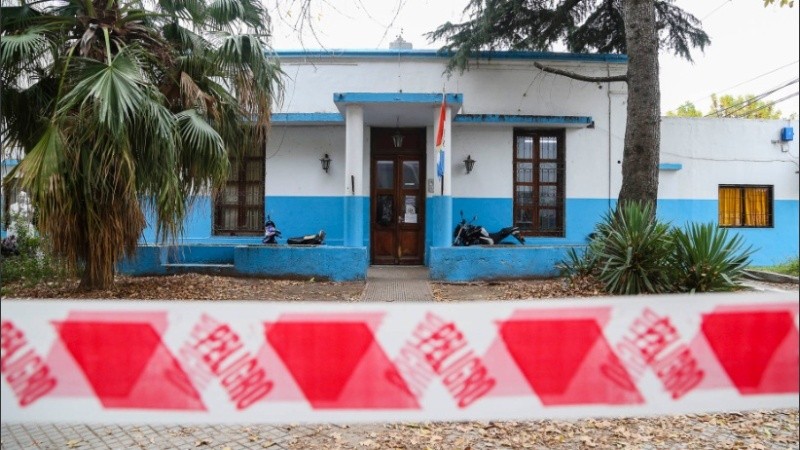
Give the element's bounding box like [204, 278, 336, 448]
[534, 62, 628, 83]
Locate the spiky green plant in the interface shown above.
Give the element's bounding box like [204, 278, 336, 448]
[594, 202, 674, 295]
[671, 223, 753, 292]
[557, 246, 599, 278]
[1, 0, 282, 289]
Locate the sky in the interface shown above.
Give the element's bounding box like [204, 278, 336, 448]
[269, 0, 800, 119]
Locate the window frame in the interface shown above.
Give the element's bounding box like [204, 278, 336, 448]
[213, 142, 266, 236]
[718, 184, 774, 228]
[512, 129, 566, 237]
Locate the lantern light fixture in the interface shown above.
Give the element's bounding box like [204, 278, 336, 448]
[392, 116, 404, 148]
[320, 153, 331, 173]
[464, 155, 476, 174]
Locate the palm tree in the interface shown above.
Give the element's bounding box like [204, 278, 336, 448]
[1, 0, 282, 289]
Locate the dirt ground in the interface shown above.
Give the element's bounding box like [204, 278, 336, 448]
[2, 272, 614, 301]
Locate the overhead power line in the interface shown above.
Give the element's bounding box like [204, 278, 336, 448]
[701, 0, 734, 20]
[704, 77, 799, 117]
[666, 60, 800, 113]
[732, 91, 799, 118]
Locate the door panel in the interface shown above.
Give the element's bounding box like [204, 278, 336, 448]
[370, 128, 426, 265]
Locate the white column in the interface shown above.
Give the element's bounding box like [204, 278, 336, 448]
[433, 105, 454, 196]
[431, 102, 453, 247]
[344, 105, 364, 246]
[345, 105, 364, 196]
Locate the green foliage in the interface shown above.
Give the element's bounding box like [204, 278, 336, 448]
[1, 0, 283, 289]
[667, 101, 703, 117]
[1, 216, 70, 292]
[559, 205, 756, 295]
[764, 0, 795, 7]
[709, 94, 783, 119]
[556, 246, 599, 278]
[671, 223, 753, 292]
[760, 256, 800, 276]
[427, 0, 710, 73]
[593, 202, 675, 295]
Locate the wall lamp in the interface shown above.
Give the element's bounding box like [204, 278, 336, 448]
[464, 155, 476, 174]
[320, 154, 331, 173]
[392, 116, 404, 148]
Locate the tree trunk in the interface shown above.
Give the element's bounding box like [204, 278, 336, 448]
[618, 0, 661, 212]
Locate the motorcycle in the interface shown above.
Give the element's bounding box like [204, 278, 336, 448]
[453, 211, 525, 246]
[262, 216, 281, 244]
[287, 229, 326, 245]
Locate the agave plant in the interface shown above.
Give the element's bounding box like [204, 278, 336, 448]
[671, 222, 753, 292]
[1, 0, 282, 289]
[594, 201, 674, 295]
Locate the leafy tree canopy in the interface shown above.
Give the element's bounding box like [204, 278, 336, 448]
[427, 0, 711, 73]
[666, 101, 703, 117]
[709, 94, 784, 119]
[668, 95, 787, 119]
[1, 0, 283, 289]
[763, 0, 794, 7]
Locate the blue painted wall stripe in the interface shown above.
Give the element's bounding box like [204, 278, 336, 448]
[272, 113, 344, 124]
[453, 114, 593, 125]
[333, 92, 463, 105]
[277, 49, 628, 64]
[141, 196, 798, 267]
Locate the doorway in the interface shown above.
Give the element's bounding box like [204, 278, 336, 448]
[370, 128, 426, 265]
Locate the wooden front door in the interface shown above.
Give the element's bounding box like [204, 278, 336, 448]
[370, 128, 426, 265]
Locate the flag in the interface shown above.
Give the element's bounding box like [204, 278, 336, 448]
[436, 95, 446, 177]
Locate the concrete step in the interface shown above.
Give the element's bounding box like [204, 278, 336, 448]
[162, 263, 236, 276]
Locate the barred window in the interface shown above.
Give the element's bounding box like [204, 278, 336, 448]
[214, 142, 265, 236]
[718, 185, 773, 228]
[513, 130, 565, 236]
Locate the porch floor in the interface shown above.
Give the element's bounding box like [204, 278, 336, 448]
[361, 265, 433, 302]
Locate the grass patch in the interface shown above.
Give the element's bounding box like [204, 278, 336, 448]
[755, 256, 800, 277]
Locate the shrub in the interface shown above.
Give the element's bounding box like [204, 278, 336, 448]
[593, 202, 675, 295]
[1, 215, 71, 292]
[768, 256, 799, 277]
[557, 247, 599, 278]
[670, 222, 753, 292]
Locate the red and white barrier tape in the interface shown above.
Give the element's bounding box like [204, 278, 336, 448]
[2, 292, 797, 423]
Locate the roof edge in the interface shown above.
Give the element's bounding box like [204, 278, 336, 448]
[275, 49, 627, 64]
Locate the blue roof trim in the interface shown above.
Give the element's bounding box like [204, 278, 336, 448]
[454, 114, 592, 125]
[659, 163, 683, 171]
[333, 92, 463, 105]
[277, 49, 627, 63]
[272, 113, 344, 123]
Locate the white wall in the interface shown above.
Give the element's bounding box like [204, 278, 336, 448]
[659, 118, 799, 200]
[272, 54, 629, 200]
[278, 57, 627, 119]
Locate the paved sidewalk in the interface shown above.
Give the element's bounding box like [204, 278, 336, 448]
[1, 266, 434, 450]
[361, 265, 433, 302]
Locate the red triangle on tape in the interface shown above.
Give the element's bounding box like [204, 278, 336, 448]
[701, 311, 799, 394]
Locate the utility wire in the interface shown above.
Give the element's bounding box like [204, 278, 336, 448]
[666, 60, 799, 113]
[688, 60, 798, 106]
[701, 0, 733, 20]
[716, 78, 798, 117]
[732, 91, 799, 118]
[704, 77, 799, 117]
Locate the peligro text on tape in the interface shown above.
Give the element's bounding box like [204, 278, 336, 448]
[1, 292, 797, 424]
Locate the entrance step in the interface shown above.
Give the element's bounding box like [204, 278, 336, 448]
[162, 263, 236, 276]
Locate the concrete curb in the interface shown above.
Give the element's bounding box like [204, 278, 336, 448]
[743, 269, 799, 284]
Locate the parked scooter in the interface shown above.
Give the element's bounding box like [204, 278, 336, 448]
[453, 211, 525, 246]
[287, 230, 326, 245]
[262, 216, 281, 244]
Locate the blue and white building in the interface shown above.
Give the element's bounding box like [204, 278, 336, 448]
[6, 48, 799, 281]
